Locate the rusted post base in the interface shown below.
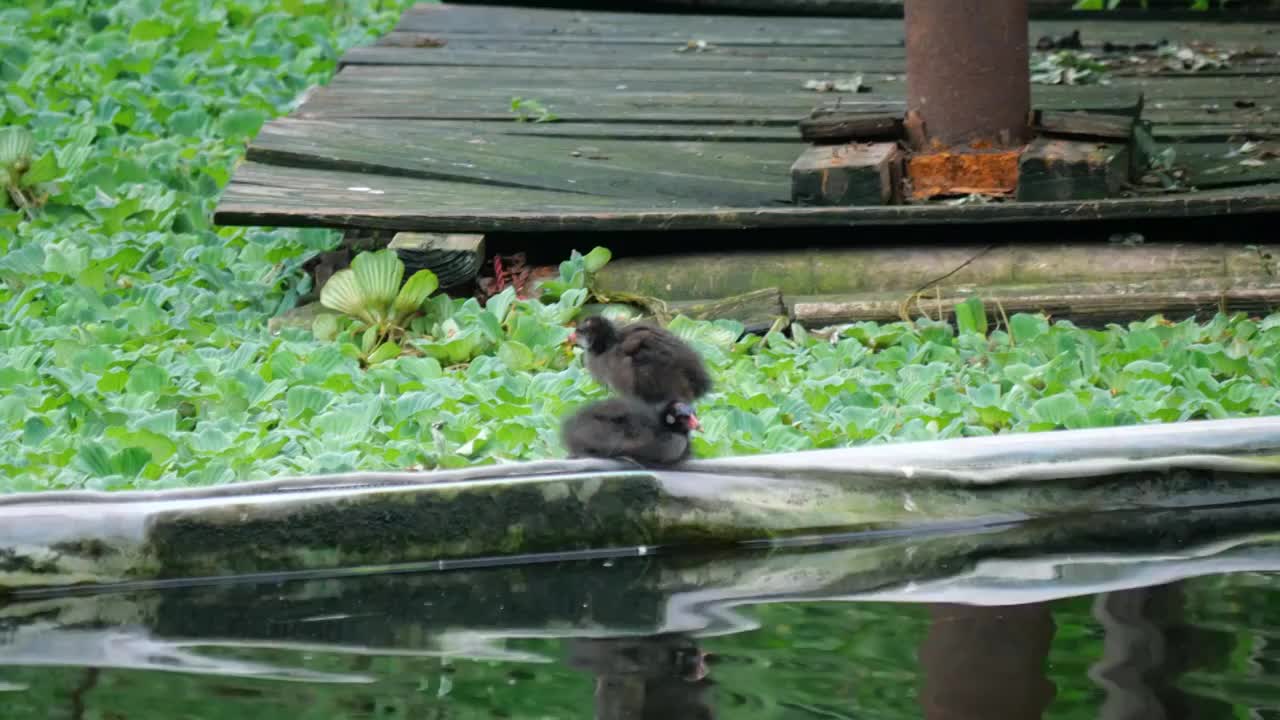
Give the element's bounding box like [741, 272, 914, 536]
[790, 101, 1151, 204]
[906, 149, 1022, 200]
[791, 142, 903, 206]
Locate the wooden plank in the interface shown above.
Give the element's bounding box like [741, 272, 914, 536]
[1033, 109, 1138, 141]
[1175, 141, 1280, 188]
[290, 86, 1280, 139]
[393, 5, 1280, 47]
[790, 283, 1280, 326]
[373, 32, 911, 57]
[218, 162, 654, 214]
[342, 43, 1280, 79]
[798, 112, 904, 142]
[245, 117, 798, 204]
[323, 64, 1280, 106]
[214, 162, 1280, 232]
[591, 243, 1280, 299]
[256, 118, 802, 142]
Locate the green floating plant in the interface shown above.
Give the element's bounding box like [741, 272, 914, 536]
[319, 249, 439, 364]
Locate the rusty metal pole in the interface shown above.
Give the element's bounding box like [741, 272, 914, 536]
[905, 0, 1031, 150]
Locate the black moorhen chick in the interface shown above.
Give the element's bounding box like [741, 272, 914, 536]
[569, 316, 712, 405]
[561, 398, 700, 466]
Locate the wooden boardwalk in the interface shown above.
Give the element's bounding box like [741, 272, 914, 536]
[214, 3, 1280, 233]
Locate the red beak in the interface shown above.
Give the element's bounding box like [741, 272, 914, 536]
[567, 330, 577, 345]
[687, 414, 700, 431]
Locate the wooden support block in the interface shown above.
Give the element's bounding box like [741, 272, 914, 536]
[791, 142, 902, 206]
[389, 232, 485, 290]
[1017, 137, 1130, 202]
[798, 112, 904, 144]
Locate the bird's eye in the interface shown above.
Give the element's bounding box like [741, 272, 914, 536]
[665, 414, 674, 423]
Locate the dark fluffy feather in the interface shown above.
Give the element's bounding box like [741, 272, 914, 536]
[560, 398, 695, 466]
[575, 317, 712, 404]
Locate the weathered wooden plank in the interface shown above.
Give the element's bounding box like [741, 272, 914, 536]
[393, 5, 1280, 47]
[1033, 109, 1138, 140]
[799, 112, 904, 142]
[218, 162, 654, 215]
[342, 43, 1280, 79]
[260, 117, 802, 143]
[650, 0, 1280, 20]
[790, 283, 1280, 326]
[301, 67, 1280, 131]
[590, 242, 1280, 303]
[1176, 141, 1280, 188]
[373, 32, 912, 56]
[214, 162, 1280, 232]
[332, 61, 1280, 95]
[323, 64, 1280, 107]
[246, 117, 798, 204]
[343, 45, 908, 74]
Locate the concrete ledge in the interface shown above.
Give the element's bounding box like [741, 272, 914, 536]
[3, 416, 1280, 593]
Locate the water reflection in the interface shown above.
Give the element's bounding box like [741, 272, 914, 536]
[1091, 583, 1236, 720]
[4, 507, 1280, 718]
[568, 636, 714, 720]
[919, 602, 1057, 720]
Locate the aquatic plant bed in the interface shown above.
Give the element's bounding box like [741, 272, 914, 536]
[3, 416, 1280, 593]
[6, 0, 1280, 496]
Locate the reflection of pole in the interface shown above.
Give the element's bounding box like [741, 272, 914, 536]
[567, 636, 714, 720]
[1090, 583, 1234, 720]
[905, 0, 1031, 149]
[918, 602, 1056, 720]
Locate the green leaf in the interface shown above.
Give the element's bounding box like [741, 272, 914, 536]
[393, 269, 438, 318]
[218, 108, 267, 139]
[22, 417, 51, 446]
[319, 269, 374, 324]
[353, 250, 403, 313]
[969, 383, 1002, 407]
[366, 341, 402, 365]
[398, 356, 443, 382]
[485, 287, 517, 324]
[0, 126, 34, 168]
[312, 313, 339, 341]
[1031, 392, 1088, 426]
[126, 364, 169, 394]
[106, 428, 176, 464]
[1010, 313, 1048, 344]
[77, 443, 115, 477]
[361, 326, 380, 355]
[129, 18, 174, 42]
[498, 340, 535, 371]
[954, 296, 988, 337]
[20, 152, 60, 185]
[55, 127, 96, 178]
[582, 246, 612, 273]
[287, 386, 334, 419]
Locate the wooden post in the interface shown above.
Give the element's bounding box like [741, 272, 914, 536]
[905, 0, 1032, 150]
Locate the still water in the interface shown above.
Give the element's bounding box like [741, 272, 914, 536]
[3, 513, 1280, 720]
